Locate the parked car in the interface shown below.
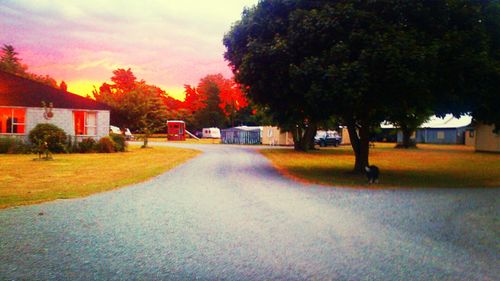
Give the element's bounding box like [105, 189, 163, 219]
[124, 128, 134, 140]
[194, 130, 203, 138]
[110, 125, 121, 134]
[315, 130, 341, 147]
[110, 125, 134, 140]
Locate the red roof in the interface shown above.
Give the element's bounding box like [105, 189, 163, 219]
[0, 70, 109, 110]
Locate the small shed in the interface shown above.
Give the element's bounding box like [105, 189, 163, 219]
[221, 126, 261, 145]
[474, 123, 499, 152]
[167, 120, 185, 141]
[261, 126, 294, 146]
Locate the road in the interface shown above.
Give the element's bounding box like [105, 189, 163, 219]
[1, 143, 499, 280]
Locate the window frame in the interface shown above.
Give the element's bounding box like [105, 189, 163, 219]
[74, 111, 98, 136]
[437, 131, 445, 140]
[0, 107, 26, 135]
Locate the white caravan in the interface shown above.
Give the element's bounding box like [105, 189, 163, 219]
[202, 127, 221, 138]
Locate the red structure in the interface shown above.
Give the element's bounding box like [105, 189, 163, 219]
[167, 120, 186, 141]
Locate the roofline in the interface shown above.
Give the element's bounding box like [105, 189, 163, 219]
[0, 105, 110, 112]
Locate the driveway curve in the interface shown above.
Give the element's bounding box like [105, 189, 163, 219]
[1, 142, 499, 280]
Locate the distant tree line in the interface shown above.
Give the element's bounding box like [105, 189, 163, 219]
[92, 68, 269, 146]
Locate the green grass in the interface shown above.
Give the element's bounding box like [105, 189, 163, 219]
[260, 143, 500, 188]
[0, 145, 200, 209]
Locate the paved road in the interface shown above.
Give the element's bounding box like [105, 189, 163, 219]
[1, 143, 499, 280]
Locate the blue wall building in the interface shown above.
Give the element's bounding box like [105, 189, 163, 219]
[221, 126, 262, 145]
[393, 115, 472, 145]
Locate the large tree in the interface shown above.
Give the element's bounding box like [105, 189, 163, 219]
[224, 0, 499, 172]
[93, 68, 169, 147]
[183, 74, 249, 130]
[224, 1, 325, 151]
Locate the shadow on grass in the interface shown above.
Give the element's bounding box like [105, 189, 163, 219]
[271, 147, 355, 156]
[286, 166, 488, 188]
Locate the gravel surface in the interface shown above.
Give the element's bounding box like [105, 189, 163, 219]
[1, 142, 499, 280]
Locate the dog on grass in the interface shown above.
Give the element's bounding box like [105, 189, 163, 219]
[365, 165, 380, 184]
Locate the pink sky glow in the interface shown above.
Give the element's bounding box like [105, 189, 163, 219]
[0, 0, 258, 100]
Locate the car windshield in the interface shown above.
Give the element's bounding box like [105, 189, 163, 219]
[315, 131, 326, 139]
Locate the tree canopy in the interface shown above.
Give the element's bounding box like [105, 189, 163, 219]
[224, 0, 499, 172]
[182, 74, 251, 130]
[93, 68, 169, 147]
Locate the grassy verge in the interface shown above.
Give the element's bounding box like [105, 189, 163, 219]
[260, 143, 500, 188]
[0, 145, 200, 209]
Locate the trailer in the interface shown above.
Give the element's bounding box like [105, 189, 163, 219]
[167, 120, 186, 141]
[202, 127, 221, 138]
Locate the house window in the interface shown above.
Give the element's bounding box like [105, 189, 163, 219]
[74, 111, 97, 136]
[437, 131, 445, 140]
[0, 108, 26, 134]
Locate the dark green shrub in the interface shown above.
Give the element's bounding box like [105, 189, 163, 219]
[0, 137, 32, 154]
[96, 137, 116, 153]
[78, 138, 96, 153]
[28, 124, 67, 153]
[109, 133, 127, 152]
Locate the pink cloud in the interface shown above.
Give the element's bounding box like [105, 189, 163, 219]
[0, 0, 258, 100]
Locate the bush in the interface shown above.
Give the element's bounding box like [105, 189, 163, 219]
[109, 133, 127, 152]
[28, 124, 67, 153]
[78, 138, 96, 153]
[96, 137, 116, 153]
[0, 137, 32, 154]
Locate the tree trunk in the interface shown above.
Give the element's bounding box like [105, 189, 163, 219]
[292, 126, 303, 151]
[401, 126, 414, 148]
[142, 128, 150, 148]
[292, 123, 317, 151]
[304, 123, 317, 151]
[347, 121, 370, 173]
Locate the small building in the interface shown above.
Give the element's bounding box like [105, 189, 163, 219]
[473, 123, 500, 152]
[0, 70, 110, 141]
[166, 120, 186, 141]
[261, 126, 294, 146]
[221, 126, 261, 145]
[409, 115, 471, 144]
[339, 127, 351, 145]
[381, 115, 472, 145]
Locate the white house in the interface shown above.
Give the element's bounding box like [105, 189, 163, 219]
[0, 70, 110, 141]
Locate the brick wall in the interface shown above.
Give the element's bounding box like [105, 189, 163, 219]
[26, 107, 110, 140]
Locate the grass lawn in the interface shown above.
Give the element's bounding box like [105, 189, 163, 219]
[0, 145, 200, 209]
[144, 137, 221, 144]
[260, 143, 500, 188]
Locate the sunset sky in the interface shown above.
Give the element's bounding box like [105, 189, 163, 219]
[0, 0, 259, 100]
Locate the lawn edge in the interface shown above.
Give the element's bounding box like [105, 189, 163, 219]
[0, 147, 203, 209]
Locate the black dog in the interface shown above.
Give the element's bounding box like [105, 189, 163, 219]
[365, 165, 380, 184]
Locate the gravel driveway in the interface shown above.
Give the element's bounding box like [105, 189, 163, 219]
[1, 142, 499, 280]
